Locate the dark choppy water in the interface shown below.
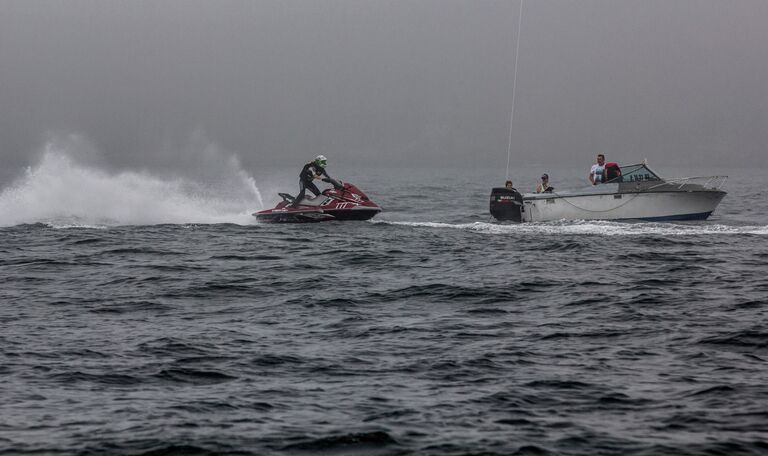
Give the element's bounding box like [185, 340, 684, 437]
[2, 163, 768, 455]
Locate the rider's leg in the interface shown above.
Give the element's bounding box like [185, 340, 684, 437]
[291, 180, 308, 207]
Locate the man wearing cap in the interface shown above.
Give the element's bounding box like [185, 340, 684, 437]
[536, 174, 553, 193]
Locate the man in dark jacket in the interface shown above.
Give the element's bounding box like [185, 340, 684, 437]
[292, 155, 330, 206]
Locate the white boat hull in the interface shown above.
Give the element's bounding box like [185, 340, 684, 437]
[522, 190, 725, 222]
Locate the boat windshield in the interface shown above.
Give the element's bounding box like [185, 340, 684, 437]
[621, 163, 661, 183]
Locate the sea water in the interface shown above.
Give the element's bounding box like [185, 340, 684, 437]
[1, 151, 767, 455]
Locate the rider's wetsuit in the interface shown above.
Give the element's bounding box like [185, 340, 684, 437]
[293, 162, 330, 206]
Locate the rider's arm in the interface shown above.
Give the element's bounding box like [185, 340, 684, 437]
[301, 163, 314, 181]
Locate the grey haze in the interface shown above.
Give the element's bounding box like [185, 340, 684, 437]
[1, 0, 766, 177]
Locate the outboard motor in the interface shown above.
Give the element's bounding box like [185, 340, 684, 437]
[490, 187, 524, 222]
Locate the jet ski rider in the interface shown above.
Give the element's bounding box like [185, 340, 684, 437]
[292, 155, 331, 207]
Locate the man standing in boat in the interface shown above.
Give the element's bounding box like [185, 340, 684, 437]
[589, 154, 606, 185]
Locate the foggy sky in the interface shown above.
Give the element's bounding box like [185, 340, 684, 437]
[1, 0, 767, 174]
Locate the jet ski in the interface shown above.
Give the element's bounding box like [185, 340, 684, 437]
[254, 178, 381, 223]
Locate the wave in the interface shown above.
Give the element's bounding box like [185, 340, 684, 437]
[280, 431, 397, 451]
[0, 142, 263, 227]
[374, 220, 768, 236]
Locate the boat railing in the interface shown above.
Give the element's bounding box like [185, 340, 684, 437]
[649, 175, 728, 191]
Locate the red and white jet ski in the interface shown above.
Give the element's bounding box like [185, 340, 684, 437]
[253, 178, 381, 223]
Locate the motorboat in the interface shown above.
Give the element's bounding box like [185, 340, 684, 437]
[490, 162, 727, 222]
[254, 178, 381, 223]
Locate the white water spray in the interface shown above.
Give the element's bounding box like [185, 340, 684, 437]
[375, 220, 768, 236]
[0, 142, 264, 227]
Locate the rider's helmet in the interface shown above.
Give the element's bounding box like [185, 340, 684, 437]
[314, 155, 328, 168]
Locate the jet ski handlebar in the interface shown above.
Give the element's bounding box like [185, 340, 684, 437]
[322, 177, 344, 190]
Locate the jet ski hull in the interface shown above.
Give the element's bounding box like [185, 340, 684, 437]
[255, 207, 380, 223]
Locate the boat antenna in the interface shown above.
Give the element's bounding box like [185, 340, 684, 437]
[505, 0, 525, 181]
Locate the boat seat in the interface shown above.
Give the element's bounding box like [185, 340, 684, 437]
[293, 195, 327, 207]
[278, 193, 296, 202]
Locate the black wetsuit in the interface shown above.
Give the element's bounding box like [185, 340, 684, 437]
[294, 162, 330, 205]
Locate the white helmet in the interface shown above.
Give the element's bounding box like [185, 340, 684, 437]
[314, 155, 327, 167]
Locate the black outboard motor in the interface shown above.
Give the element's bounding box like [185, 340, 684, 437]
[490, 187, 524, 222]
